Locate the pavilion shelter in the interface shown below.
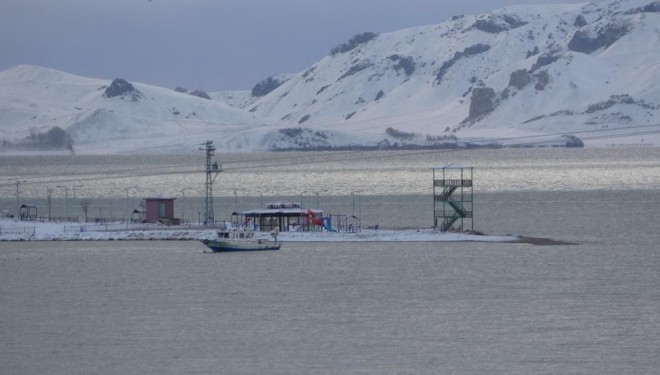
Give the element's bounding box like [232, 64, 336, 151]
[234, 201, 323, 232]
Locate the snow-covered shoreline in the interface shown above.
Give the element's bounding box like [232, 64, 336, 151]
[0, 220, 517, 244]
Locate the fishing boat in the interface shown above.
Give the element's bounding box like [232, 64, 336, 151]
[202, 227, 280, 252]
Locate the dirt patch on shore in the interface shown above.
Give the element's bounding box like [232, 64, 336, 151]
[515, 236, 578, 246]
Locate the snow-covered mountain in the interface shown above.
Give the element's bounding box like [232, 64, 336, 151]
[239, 0, 660, 147]
[1, 0, 659, 153]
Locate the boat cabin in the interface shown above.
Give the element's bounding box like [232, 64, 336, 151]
[218, 228, 255, 239]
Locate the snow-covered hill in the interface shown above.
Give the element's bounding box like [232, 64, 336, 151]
[241, 0, 660, 147]
[1, 0, 659, 153]
[0, 65, 280, 153]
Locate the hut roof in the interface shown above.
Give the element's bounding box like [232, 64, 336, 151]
[237, 208, 323, 216]
[434, 163, 471, 169]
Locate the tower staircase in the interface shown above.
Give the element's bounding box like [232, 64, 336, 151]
[433, 165, 473, 232]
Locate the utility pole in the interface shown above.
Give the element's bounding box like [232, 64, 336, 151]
[47, 187, 53, 221]
[57, 185, 70, 220]
[201, 140, 220, 225]
[15, 180, 20, 218]
[180, 188, 192, 224]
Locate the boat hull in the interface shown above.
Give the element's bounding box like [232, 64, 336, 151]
[202, 239, 281, 252]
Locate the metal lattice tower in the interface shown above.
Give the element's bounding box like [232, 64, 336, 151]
[201, 140, 220, 224]
[433, 164, 473, 232]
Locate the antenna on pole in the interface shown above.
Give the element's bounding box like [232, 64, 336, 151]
[200, 140, 220, 225]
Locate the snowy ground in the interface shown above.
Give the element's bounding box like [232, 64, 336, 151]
[0, 220, 516, 244]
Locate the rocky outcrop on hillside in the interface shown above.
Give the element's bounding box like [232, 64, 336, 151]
[189, 90, 211, 100]
[338, 61, 373, 82]
[585, 94, 658, 113]
[269, 127, 332, 149]
[625, 1, 660, 14]
[508, 69, 531, 90]
[467, 87, 497, 120]
[574, 14, 588, 27]
[520, 93, 659, 129]
[265, 127, 468, 151]
[103, 78, 143, 101]
[508, 68, 551, 91]
[174, 86, 211, 100]
[471, 13, 528, 33]
[642, 1, 660, 12]
[534, 71, 550, 91]
[568, 23, 631, 54]
[388, 55, 416, 76]
[531, 53, 561, 72]
[330, 32, 379, 55]
[251, 75, 292, 97]
[435, 44, 491, 84]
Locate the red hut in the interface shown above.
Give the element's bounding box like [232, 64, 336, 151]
[144, 197, 177, 224]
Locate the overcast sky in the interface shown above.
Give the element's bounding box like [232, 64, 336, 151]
[1, 0, 588, 91]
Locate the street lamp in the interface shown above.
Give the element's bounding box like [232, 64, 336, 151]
[72, 183, 83, 200]
[56, 185, 70, 219]
[72, 184, 84, 218]
[180, 187, 192, 224]
[12, 179, 26, 219]
[299, 190, 309, 231]
[257, 189, 264, 207]
[313, 190, 326, 209]
[232, 188, 247, 213]
[124, 186, 137, 221]
[351, 190, 362, 216]
[198, 189, 205, 225]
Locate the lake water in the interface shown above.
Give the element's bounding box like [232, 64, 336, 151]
[1, 148, 659, 374]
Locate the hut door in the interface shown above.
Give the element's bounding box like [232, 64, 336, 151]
[159, 202, 167, 218]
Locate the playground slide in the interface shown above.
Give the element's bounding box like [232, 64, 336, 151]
[324, 223, 337, 232]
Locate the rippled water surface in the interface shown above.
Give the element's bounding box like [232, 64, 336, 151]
[1, 148, 659, 374]
[2, 148, 659, 199]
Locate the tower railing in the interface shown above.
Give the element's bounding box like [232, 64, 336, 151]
[432, 165, 474, 232]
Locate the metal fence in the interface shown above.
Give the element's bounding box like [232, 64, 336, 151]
[63, 222, 227, 233]
[0, 226, 36, 235]
[64, 223, 167, 233]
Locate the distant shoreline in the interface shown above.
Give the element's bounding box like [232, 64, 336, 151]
[0, 229, 574, 246]
[1, 237, 576, 246]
